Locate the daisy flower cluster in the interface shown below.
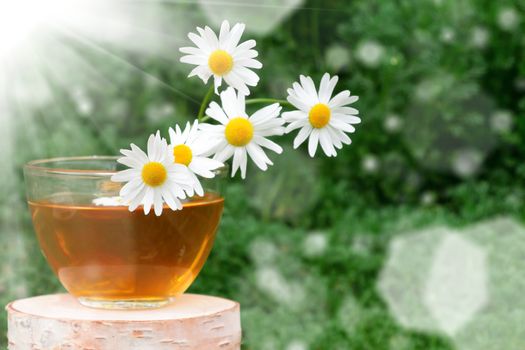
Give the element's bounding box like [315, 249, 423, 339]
[112, 20, 361, 215]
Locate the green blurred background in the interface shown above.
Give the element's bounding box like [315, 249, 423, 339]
[1, 0, 524, 349]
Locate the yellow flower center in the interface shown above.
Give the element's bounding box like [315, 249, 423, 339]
[225, 117, 254, 146]
[308, 103, 331, 128]
[141, 162, 167, 187]
[208, 49, 234, 75]
[173, 144, 193, 166]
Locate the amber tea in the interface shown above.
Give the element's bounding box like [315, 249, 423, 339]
[29, 192, 223, 307]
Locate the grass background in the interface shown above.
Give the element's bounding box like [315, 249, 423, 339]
[1, 0, 524, 348]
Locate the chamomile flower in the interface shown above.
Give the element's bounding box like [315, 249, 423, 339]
[168, 120, 224, 197]
[179, 20, 262, 95]
[111, 132, 195, 216]
[200, 87, 284, 179]
[283, 73, 360, 157]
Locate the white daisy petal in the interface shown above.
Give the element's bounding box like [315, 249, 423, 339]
[293, 125, 313, 149]
[329, 118, 356, 133]
[285, 119, 308, 133]
[319, 128, 337, 157]
[191, 172, 204, 196]
[111, 168, 140, 182]
[219, 20, 230, 44]
[247, 143, 272, 170]
[287, 94, 311, 112]
[205, 102, 230, 124]
[128, 186, 147, 212]
[179, 47, 205, 56]
[235, 58, 262, 69]
[254, 119, 285, 132]
[188, 66, 212, 83]
[249, 103, 280, 126]
[214, 144, 235, 162]
[142, 187, 154, 215]
[116, 156, 142, 170]
[190, 157, 223, 178]
[187, 32, 211, 53]
[120, 178, 143, 197]
[129, 144, 149, 163]
[146, 133, 157, 160]
[255, 128, 285, 137]
[253, 135, 283, 154]
[319, 73, 338, 104]
[233, 48, 258, 60]
[300, 75, 319, 102]
[328, 91, 359, 108]
[234, 66, 260, 86]
[223, 23, 245, 51]
[308, 129, 320, 157]
[153, 190, 164, 216]
[332, 113, 361, 124]
[231, 147, 241, 177]
[203, 26, 219, 48]
[326, 126, 344, 149]
[161, 186, 180, 211]
[291, 82, 311, 102]
[168, 127, 182, 146]
[333, 106, 359, 116]
[334, 127, 352, 145]
[282, 110, 307, 123]
[233, 39, 256, 53]
[221, 87, 240, 118]
[239, 148, 248, 179]
[223, 72, 250, 96]
[180, 55, 208, 65]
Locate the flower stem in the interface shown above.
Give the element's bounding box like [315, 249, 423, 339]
[197, 83, 214, 122]
[245, 98, 291, 107]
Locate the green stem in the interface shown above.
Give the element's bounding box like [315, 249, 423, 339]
[197, 83, 214, 122]
[245, 98, 291, 107]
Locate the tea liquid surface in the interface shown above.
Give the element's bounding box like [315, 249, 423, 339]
[29, 193, 223, 301]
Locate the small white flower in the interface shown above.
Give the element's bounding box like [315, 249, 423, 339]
[490, 110, 513, 134]
[286, 340, 308, 350]
[200, 87, 284, 179]
[282, 73, 360, 157]
[440, 27, 455, 43]
[421, 191, 436, 206]
[497, 7, 520, 31]
[302, 232, 328, 257]
[168, 120, 224, 196]
[179, 20, 262, 95]
[470, 26, 489, 48]
[356, 40, 384, 68]
[384, 114, 403, 133]
[111, 132, 195, 216]
[71, 88, 93, 116]
[362, 154, 379, 173]
[451, 148, 483, 178]
[325, 44, 351, 71]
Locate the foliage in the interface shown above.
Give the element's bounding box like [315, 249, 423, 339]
[1, 0, 524, 348]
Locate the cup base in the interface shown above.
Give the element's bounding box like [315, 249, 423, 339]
[78, 297, 173, 310]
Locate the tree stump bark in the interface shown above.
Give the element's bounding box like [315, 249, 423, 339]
[6, 293, 241, 350]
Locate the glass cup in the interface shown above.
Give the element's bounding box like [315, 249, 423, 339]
[24, 156, 225, 309]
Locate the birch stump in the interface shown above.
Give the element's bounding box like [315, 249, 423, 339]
[6, 293, 241, 350]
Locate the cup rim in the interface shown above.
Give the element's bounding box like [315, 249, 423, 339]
[24, 156, 119, 176]
[24, 155, 229, 177]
